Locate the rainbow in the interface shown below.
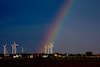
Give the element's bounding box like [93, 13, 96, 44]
[39, 0, 77, 53]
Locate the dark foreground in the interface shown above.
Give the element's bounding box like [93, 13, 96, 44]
[0, 59, 100, 67]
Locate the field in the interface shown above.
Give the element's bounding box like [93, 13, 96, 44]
[0, 59, 100, 67]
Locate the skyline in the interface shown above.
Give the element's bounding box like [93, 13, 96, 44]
[0, 0, 100, 54]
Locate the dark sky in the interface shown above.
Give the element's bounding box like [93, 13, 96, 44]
[0, 0, 100, 54]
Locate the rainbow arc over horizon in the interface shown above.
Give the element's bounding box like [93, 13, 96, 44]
[39, 0, 77, 53]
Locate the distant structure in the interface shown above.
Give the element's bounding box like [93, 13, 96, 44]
[49, 42, 54, 54]
[11, 44, 14, 54]
[86, 52, 93, 56]
[3, 44, 7, 55]
[11, 42, 18, 54]
[21, 46, 24, 54]
[14, 42, 18, 54]
[44, 42, 54, 54]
